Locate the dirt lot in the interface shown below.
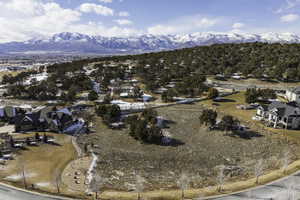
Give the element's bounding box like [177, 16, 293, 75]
[77, 102, 298, 192]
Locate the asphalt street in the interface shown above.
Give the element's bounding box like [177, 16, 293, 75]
[203, 171, 300, 200]
[2, 172, 300, 200]
[0, 184, 77, 200]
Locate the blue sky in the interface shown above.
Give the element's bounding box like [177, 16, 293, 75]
[0, 0, 300, 42]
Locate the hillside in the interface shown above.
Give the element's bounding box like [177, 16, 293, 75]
[4, 42, 300, 102]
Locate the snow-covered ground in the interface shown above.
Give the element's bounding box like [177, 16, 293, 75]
[86, 152, 98, 191]
[5, 173, 36, 181]
[111, 100, 146, 111]
[24, 72, 48, 85]
[0, 125, 15, 134]
[35, 182, 51, 188]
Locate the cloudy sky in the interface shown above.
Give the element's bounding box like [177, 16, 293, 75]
[1, 0, 300, 43]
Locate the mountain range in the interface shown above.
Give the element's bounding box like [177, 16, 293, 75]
[1, 32, 300, 55]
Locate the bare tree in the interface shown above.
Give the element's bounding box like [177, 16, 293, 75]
[135, 174, 146, 200]
[90, 173, 105, 200]
[281, 149, 291, 174]
[177, 173, 189, 200]
[216, 165, 225, 192]
[18, 157, 27, 189]
[53, 168, 61, 194]
[254, 159, 264, 184]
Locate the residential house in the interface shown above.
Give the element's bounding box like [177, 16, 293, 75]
[286, 86, 300, 104]
[0, 106, 28, 123]
[15, 112, 42, 132]
[256, 101, 300, 129]
[141, 94, 153, 102]
[14, 106, 88, 134]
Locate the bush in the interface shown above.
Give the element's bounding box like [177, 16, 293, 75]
[95, 104, 121, 124]
[199, 109, 218, 127]
[88, 91, 99, 101]
[127, 111, 163, 144]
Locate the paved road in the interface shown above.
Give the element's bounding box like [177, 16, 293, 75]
[1, 171, 300, 200]
[200, 171, 300, 200]
[0, 183, 77, 200]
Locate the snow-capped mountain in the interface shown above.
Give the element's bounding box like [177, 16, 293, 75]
[1, 32, 300, 55]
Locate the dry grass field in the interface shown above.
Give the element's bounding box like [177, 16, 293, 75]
[0, 133, 77, 193]
[77, 101, 297, 192]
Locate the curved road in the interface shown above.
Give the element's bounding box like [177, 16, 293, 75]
[0, 183, 78, 200]
[201, 171, 300, 200]
[1, 171, 300, 200]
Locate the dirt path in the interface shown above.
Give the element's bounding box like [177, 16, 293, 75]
[72, 136, 83, 157]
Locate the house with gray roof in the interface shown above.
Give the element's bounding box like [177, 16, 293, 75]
[286, 86, 300, 103]
[1, 106, 27, 123]
[14, 106, 88, 134]
[256, 101, 300, 129]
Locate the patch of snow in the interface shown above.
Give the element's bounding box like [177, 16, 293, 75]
[36, 182, 50, 188]
[24, 72, 48, 85]
[86, 152, 98, 186]
[5, 172, 36, 181]
[162, 130, 172, 145]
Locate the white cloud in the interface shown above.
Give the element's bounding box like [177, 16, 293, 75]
[114, 19, 133, 25]
[276, 0, 300, 13]
[0, 0, 82, 42]
[119, 11, 130, 17]
[99, 0, 113, 3]
[0, 0, 141, 43]
[147, 15, 219, 35]
[78, 3, 114, 16]
[232, 22, 245, 29]
[280, 13, 299, 22]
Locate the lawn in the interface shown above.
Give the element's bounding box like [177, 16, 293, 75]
[0, 133, 77, 193]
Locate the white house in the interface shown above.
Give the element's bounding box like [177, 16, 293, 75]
[256, 101, 300, 129]
[286, 87, 300, 103]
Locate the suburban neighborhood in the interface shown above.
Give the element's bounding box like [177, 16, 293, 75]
[0, 51, 300, 199]
[3, 0, 300, 198]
